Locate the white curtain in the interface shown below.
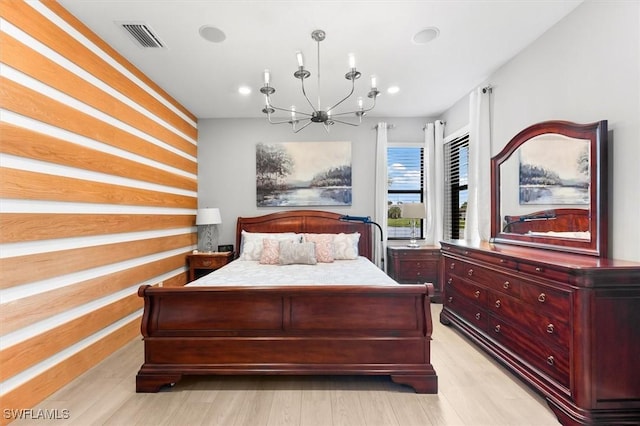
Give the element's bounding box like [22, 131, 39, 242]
[424, 121, 445, 246]
[374, 122, 388, 270]
[465, 87, 492, 242]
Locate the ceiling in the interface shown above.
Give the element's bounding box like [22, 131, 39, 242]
[58, 0, 583, 120]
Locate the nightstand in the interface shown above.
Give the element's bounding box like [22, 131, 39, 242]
[387, 245, 442, 303]
[187, 252, 234, 282]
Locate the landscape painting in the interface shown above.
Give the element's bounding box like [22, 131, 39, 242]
[256, 141, 352, 207]
[519, 135, 590, 205]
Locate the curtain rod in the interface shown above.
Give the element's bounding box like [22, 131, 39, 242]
[373, 123, 397, 130]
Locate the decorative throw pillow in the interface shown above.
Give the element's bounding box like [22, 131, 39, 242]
[239, 231, 299, 260]
[259, 238, 282, 264]
[278, 241, 317, 265]
[333, 232, 360, 260]
[302, 234, 335, 263]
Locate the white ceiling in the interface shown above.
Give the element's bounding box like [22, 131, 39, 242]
[58, 0, 583, 120]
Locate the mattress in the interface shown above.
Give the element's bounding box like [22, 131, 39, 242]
[187, 256, 399, 287]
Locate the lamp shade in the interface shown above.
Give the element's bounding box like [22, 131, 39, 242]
[196, 208, 221, 225]
[402, 203, 426, 219]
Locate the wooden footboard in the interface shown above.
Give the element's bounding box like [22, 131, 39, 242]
[136, 283, 438, 394]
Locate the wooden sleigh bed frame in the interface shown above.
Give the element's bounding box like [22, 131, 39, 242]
[136, 210, 438, 393]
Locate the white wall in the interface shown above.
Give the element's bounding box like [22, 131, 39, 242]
[441, 0, 639, 261]
[197, 116, 432, 247]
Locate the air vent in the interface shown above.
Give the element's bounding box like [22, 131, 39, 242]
[119, 22, 165, 48]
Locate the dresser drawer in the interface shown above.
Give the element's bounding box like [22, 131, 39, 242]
[396, 262, 438, 282]
[445, 258, 522, 298]
[445, 274, 487, 305]
[488, 316, 570, 388]
[487, 292, 570, 348]
[444, 286, 488, 331]
[520, 282, 570, 317]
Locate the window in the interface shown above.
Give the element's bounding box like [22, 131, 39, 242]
[387, 145, 424, 239]
[444, 134, 469, 239]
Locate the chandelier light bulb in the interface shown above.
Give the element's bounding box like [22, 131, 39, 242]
[358, 97, 363, 109]
[348, 53, 356, 70]
[263, 69, 270, 85]
[370, 75, 377, 89]
[291, 105, 296, 119]
[296, 51, 304, 68]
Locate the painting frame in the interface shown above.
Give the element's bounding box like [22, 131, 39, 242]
[256, 141, 352, 207]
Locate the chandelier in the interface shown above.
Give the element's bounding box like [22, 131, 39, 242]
[260, 29, 380, 133]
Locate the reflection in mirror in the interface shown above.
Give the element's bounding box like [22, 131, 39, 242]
[500, 133, 591, 240]
[490, 120, 608, 257]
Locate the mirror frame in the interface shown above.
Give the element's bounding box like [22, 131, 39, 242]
[490, 120, 608, 257]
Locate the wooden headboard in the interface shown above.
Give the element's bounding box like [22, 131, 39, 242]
[502, 208, 590, 234]
[236, 210, 373, 261]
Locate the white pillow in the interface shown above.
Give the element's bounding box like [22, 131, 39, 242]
[333, 232, 360, 260]
[239, 231, 300, 261]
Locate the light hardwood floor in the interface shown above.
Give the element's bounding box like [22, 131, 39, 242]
[13, 304, 559, 425]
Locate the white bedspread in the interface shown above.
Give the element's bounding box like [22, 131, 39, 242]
[187, 256, 399, 287]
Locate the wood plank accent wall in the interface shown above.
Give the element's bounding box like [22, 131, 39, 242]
[0, 1, 198, 420]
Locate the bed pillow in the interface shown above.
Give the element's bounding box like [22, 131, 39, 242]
[239, 231, 300, 261]
[259, 238, 282, 265]
[333, 232, 360, 260]
[302, 233, 335, 263]
[278, 241, 317, 265]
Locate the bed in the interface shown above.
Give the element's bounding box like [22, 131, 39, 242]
[136, 210, 438, 394]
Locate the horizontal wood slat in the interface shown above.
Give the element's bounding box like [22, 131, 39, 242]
[0, 0, 197, 140]
[0, 32, 196, 158]
[1, 212, 195, 244]
[0, 253, 188, 334]
[0, 292, 142, 382]
[0, 123, 197, 192]
[164, 271, 189, 287]
[0, 77, 197, 175]
[0, 233, 196, 289]
[0, 167, 197, 209]
[0, 319, 140, 421]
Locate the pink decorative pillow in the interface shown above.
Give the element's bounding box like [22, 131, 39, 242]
[259, 238, 282, 264]
[303, 234, 335, 263]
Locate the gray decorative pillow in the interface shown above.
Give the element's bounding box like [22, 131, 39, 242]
[278, 241, 317, 265]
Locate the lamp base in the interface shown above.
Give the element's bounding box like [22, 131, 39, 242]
[407, 240, 420, 248]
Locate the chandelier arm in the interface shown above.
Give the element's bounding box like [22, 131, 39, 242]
[268, 102, 314, 117]
[329, 95, 377, 117]
[292, 119, 314, 133]
[330, 117, 363, 127]
[300, 78, 318, 113]
[327, 77, 356, 113]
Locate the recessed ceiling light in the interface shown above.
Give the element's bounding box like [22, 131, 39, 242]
[412, 27, 440, 44]
[238, 86, 251, 95]
[387, 86, 400, 94]
[199, 25, 226, 43]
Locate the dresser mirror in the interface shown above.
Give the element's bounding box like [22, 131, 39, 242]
[490, 120, 608, 257]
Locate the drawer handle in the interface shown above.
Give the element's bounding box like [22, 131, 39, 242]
[503, 281, 510, 289]
[535, 267, 543, 272]
[547, 356, 555, 366]
[474, 290, 480, 298]
[494, 325, 501, 333]
[447, 278, 453, 285]
[449, 262, 455, 270]
[475, 313, 481, 320]
[448, 296, 453, 303]
[416, 272, 422, 276]
[499, 259, 506, 263]
[495, 300, 501, 308]
[546, 324, 555, 334]
[202, 260, 213, 266]
[467, 269, 474, 276]
[538, 293, 546, 303]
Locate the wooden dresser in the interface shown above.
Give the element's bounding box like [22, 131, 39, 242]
[440, 240, 640, 425]
[387, 245, 442, 302]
